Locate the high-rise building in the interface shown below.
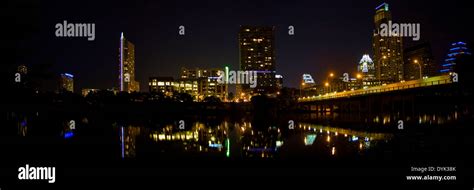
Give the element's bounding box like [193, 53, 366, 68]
[59, 73, 74, 92]
[119, 32, 140, 93]
[358, 54, 377, 87]
[404, 42, 436, 80]
[238, 26, 277, 96]
[372, 3, 404, 83]
[440, 41, 471, 74]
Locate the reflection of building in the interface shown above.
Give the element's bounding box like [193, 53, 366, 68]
[121, 126, 141, 158]
[440, 41, 471, 74]
[404, 42, 436, 80]
[59, 73, 74, 92]
[238, 26, 278, 96]
[373, 3, 404, 83]
[149, 122, 227, 154]
[240, 125, 282, 159]
[119, 32, 140, 92]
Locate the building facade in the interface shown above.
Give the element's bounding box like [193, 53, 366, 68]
[148, 68, 228, 101]
[59, 73, 74, 92]
[238, 26, 278, 97]
[119, 32, 140, 93]
[358, 54, 377, 87]
[404, 42, 436, 80]
[372, 3, 404, 83]
[440, 41, 471, 74]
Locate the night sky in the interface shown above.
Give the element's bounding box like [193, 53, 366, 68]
[14, 0, 474, 92]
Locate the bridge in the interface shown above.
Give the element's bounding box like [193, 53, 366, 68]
[299, 75, 455, 102]
[297, 74, 462, 115]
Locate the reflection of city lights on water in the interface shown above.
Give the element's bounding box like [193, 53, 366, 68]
[331, 147, 336, 155]
[327, 136, 331, 142]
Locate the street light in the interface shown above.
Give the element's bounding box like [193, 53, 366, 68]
[327, 73, 334, 93]
[413, 59, 422, 79]
[324, 82, 329, 94]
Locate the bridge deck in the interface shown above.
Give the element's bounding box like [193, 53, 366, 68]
[298, 75, 454, 102]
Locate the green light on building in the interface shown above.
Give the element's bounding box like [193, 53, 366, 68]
[226, 138, 230, 158]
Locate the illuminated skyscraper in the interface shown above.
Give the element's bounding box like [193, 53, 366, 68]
[372, 3, 404, 83]
[358, 54, 376, 87]
[238, 26, 277, 97]
[119, 32, 140, 92]
[440, 41, 471, 74]
[59, 73, 74, 92]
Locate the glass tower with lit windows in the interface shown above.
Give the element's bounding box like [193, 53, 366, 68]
[59, 73, 74, 92]
[372, 3, 404, 83]
[238, 26, 277, 97]
[119, 32, 140, 92]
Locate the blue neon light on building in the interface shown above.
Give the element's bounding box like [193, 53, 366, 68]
[440, 41, 471, 73]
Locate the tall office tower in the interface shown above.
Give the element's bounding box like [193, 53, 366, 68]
[238, 26, 277, 97]
[404, 42, 436, 80]
[59, 73, 74, 92]
[358, 54, 377, 87]
[119, 32, 140, 93]
[372, 3, 404, 83]
[440, 41, 471, 74]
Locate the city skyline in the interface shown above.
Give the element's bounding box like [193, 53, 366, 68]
[13, 0, 474, 92]
[4, 0, 474, 186]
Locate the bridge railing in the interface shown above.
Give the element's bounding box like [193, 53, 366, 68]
[298, 75, 453, 102]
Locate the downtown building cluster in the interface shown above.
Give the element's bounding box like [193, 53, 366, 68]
[300, 2, 471, 97]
